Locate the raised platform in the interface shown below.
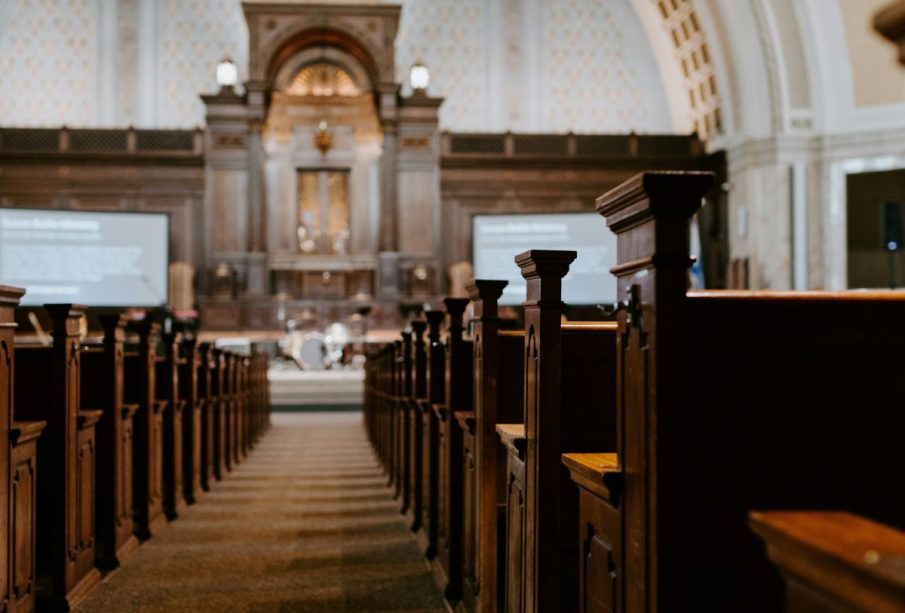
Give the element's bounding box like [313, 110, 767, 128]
[268, 368, 364, 411]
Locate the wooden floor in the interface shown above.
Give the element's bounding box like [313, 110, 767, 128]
[77, 412, 447, 613]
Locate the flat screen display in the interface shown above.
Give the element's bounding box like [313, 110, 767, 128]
[0, 208, 169, 307]
[472, 212, 616, 306]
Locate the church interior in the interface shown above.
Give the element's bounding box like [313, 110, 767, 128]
[1, 0, 905, 610]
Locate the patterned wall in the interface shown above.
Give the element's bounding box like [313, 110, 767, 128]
[537, 0, 671, 132]
[157, 0, 248, 127]
[395, 0, 488, 131]
[0, 0, 672, 133]
[0, 0, 99, 127]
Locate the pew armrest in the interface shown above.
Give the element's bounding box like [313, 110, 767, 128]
[153, 399, 167, 414]
[496, 424, 526, 460]
[432, 403, 448, 420]
[749, 510, 905, 612]
[122, 403, 140, 419]
[563, 453, 621, 505]
[454, 411, 476, 434]
[10, 420, 47, 446]
[78, 409, 104, 430]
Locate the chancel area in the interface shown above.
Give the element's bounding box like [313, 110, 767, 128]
[2, 0, 905, 611]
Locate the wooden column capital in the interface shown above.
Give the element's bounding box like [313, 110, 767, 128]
[515, 251, 576, 304]
[466, 279, 507, 320]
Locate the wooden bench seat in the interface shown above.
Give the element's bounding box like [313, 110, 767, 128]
[418, 310, 446, 560]
[750, 511, 905, 613]
[396, 331, 413, 516]
[407, 320, 427, 534]
[432, 298, 472, 601]
[81, 313, 140, 570]
[499, 250, 617, 613]
[1, 286, 45, 613]
[581, 170, 905, 612]
[179, 338, 202, 504]
[209, 347, 227, 482]
[158, 333, 186, 520]
[124, 321, 165, 540]
[14, 305, 103, 610]
[496, 423, 526, 613]
[461, 280, 524, 613]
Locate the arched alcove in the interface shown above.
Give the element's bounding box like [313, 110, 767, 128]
[263, 41, 383, 267]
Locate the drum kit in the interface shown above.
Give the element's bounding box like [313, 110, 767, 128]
[279, 319, 366, 370]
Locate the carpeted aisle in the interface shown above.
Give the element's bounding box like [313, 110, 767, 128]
[77, 412, 447, 613]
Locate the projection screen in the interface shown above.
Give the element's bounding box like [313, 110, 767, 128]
[0, 207, 169, 307]
[472, 212, 616, 306]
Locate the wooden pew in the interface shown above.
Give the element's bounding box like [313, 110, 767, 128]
[750, 511, 905, 612]
[223, 351, 236, 472]
[407, 320, 427, 533]
[397, 331, 413, 516]
[460, 280, 525, 613]
[496, 252, 616, 613]
[256, 349, 270, 438]
[418, 310, 446, 560]
[158, 332, 186, 520]
[81, 314, 139, 570]
[124, 320, 165, 539]
[436, 298, 472, 601]
[179, 337, 202, 504]
[237, 355, 247, 460]
[197, 342, 216, 492]
[391, 339, 403, 497]
[1, 286, 45, 613]
[14, 304, 103, 609]
[573, 170, 905, 611]
[211, 347, 228, 481]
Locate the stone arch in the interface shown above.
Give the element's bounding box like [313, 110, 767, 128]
[272, 46, 374, 95]
[264, 27, 382, 93]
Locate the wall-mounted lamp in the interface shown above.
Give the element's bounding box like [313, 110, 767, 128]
[216, 57, 238, 91]
[315, 119, 333, 155]
[410, 62, 430, 92]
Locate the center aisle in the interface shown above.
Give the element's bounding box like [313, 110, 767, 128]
[78, 412, 447, 612]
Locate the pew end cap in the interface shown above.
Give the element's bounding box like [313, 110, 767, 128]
[595, 171, 715, 232]
[749, 510, 905, 611]
[496, 423, 526, 459]
[10, 419, 46, 446]
[563, 452, 621, 505]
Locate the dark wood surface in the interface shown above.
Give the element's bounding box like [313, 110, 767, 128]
[159, 333, 186, 521]
[462, 279, 523, 612]
[423, 310, 446, 561]
[14, 305, 103, 610]
[0, 291, 271, 612]
[592, 170, 905, 611]
[408, 320, 427, 533]
[87, 314, 139, 570]
[179, 338, 203, 504]
[875, 0, 905, 64]
[362, 171, 905, 613]
[750, 511, 905, 613]
[1, 286, 45, 613]
[125, 321, 165, 541]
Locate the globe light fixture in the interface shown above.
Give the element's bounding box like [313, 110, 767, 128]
[216, 57, 238, 90]
[409, 62, 430, 91]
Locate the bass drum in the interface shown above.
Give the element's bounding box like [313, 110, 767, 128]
[297, 334, 328, 370]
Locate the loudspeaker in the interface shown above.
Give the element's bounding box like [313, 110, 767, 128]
[882, 201, 903, 252]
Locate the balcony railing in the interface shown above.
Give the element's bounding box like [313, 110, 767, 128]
[0, 127, 204, 157]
